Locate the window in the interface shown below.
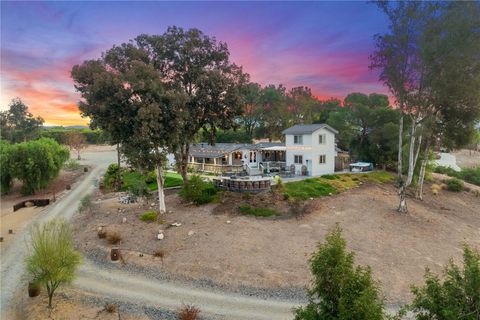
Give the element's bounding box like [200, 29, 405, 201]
[319, 134, 326, 144]
[319, 155, 326, 164]
[294, 135, 303, 144]
[294, 155, 303, 164]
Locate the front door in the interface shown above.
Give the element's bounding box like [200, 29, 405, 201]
[249, 151, 257, 167]
[306, 159, 312, 176]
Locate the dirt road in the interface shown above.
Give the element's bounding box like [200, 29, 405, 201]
[0, 148, 114, 318]
[75, 260, 297, 320]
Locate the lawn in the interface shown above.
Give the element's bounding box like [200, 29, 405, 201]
[121, 171, 184, 192]
[238, 204, 280, 217]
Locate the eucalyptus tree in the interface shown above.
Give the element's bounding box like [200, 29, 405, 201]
[372, 1, 480, 209]
[371, 1, 439, 212]
[72, 44, 183, 213]
[135, 27, 248, 183]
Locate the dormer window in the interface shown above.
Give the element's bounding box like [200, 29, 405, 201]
[294, 135, 303, 144]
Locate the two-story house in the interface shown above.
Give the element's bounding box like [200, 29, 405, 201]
[282, 123, 338, 176]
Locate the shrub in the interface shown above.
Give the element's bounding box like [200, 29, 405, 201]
[322, 174, 340, 180]
[78, 194, 92, 213]
[104, 303, 118, 313]
[410, 245, 480, 320]
[446, 178, 464, 192]
[103, 163, 122, 190]
[180, 175, 218, 205]
[140, 211, 158, 222]
[127, 179, 149, 197]
[284, 178, 337, 200]
[178, 304, 200, 320]
[239, 204, 279, 217]
[64, 159, 81, 171]
[106, 232, 122, 244]
[25, 218, 81, 308]
[293, 225, 384, 320]
[0, 140, 13, 194]
[9, 138, 69, 195]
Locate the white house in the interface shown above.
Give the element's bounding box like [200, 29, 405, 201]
[282, 123, 338, 176]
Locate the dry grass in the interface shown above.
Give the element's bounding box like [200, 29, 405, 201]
[97, 229, 107, 239]
[106, 231, 122, 244]
[153, 249, 165, 258]
[178, 304, 200, 320]
[104, 303, 118, 313]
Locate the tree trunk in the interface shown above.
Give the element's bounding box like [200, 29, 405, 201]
[405, 121, 417, 187]
[178, 143, 189, 184]
[397, 115, 404, 180]
[415, 140, 431, 200]
[77, 150, 81, 160]
[398, 182, 408, 213]
[156, 164, 166, 214]
[115, 144, 121, 191]
[414, 135, 422, 168]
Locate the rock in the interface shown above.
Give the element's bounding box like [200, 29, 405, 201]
[171, 222, 182, 227]
[188, 230, 195, 236]
[226, 220, 231, 224]
[157, 233, 164, 240]
[309, 197, 313, 201]
[122, 217, 127, 223]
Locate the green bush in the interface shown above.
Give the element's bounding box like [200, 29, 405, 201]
[8, 138, 69, 195]
[410, 245, 480, 320]
[180, 175, 218, 205]
[284, 178, 337, 200]
[293, 226, 384, 320]
[103, 163, 122, 190]
[239, 204, 279, 217]
[0, 140, 13, 193]
[322, 174, 340, 180]
[446, 178, 464, 192]
[140, 211, 158, 222]
[78, 194, 92, 213]
[435, 166, 480, 187]
[64, 159, 81, 171]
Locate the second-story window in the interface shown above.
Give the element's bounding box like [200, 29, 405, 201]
[294, 135, 303, 144]
[319, 134, 326, 144]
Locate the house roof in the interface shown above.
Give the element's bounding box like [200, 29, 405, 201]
[282, 123, 338, 135]
[190, 143, 250, 158]
[189, 142, 287, 158]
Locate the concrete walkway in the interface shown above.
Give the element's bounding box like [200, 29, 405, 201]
[434, 153, 461, 172]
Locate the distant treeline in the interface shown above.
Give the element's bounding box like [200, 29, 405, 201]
[40, 127, 110, 145]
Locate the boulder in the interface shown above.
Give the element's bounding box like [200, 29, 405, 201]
[157, 233, 164, 240]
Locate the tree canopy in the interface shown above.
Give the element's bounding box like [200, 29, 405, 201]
[0, 98, 44, 142]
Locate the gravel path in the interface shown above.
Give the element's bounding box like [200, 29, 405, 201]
[76, 259, 299, 320]
[0, 149, 115, 318]
[0, 165, 104, 317]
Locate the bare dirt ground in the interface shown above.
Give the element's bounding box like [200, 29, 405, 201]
[73, 181, 480, 306]
[452, 149, 480, 168]
[17, 288, 149, 320]
[0, 168, 85, 250]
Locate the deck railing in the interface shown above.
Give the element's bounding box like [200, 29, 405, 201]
[188, 163, 244, 174]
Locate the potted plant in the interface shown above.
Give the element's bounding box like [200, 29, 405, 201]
[28, 280, 41, 297]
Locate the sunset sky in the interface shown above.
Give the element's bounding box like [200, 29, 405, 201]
[1, 1, 389, 126]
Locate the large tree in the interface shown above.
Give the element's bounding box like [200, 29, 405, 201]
[135, 27, 248, 182]
[238, 82, 263, 138]
[72, 46, 182, 213]
[0, 98, 44, 142]
[372, 1, 480, 210]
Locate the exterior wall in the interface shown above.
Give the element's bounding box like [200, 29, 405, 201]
[285, 128, 336, 176]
